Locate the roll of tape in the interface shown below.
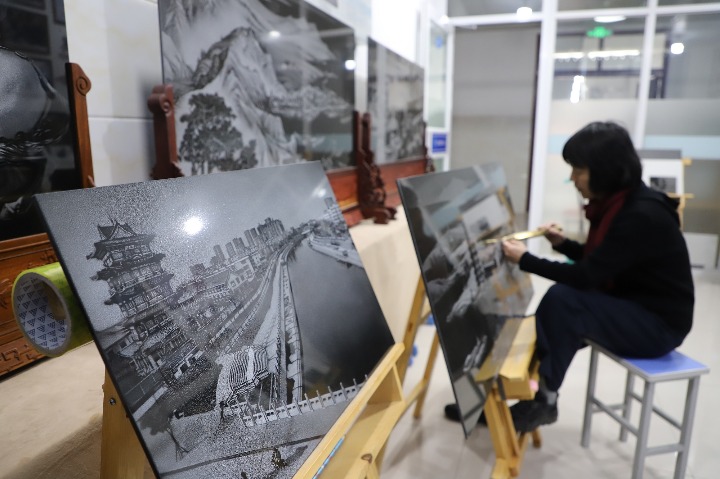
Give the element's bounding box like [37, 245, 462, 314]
[12, 262, 92, 357]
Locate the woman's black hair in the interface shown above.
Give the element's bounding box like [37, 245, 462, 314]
[562, 121, 643, 196]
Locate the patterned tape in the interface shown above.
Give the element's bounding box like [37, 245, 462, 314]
[11, 263, 92, 357]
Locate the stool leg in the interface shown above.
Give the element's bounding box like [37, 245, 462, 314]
[581, 347, 599, 448]
[619, 371, 635, 442]
[632, 381, 655, 479]
[674, 376, 701, 479]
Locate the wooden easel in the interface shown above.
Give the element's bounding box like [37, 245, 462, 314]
[399, 276, 541, 479]
[397, 279, 440, 419]
[100, 343, 406, 479]
[481, 317, 542, 479]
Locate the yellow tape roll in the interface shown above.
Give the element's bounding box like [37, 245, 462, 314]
[12, 262, 93, 357]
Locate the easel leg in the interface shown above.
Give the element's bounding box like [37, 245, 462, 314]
[397, 279, 428, 382]
[413, 332, 440, 419]
[485, 385, 537, 479]
[100, 371, 148, 479]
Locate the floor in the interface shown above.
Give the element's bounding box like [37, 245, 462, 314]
[381, 270, 720, 479]
[1, 272, 717, 479]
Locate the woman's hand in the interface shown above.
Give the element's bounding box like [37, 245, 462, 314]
[502, 239, 527, 264]
[541, 222, 565, 247]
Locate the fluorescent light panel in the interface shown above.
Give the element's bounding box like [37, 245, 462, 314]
[554, 49, 641, 60]
[594, 15, 627, 23]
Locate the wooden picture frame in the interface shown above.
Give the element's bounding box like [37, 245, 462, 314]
[0, 63, 94, 377]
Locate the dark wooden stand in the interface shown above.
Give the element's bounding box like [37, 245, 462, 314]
[147, 85, 182, 180]
[0, 63, 95, 377]
[356, 112, 396, 224]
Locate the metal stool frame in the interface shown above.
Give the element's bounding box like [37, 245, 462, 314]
[581, 340, 709, 479]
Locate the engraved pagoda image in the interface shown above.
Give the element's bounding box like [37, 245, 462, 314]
[88, 221, 204, 413]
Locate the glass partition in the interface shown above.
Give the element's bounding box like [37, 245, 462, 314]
[558, 0, 646, 10]
[448, 0, 542, 17]
[427, 23, 448, 128]
[645, 12, 720, 239]
[553, 17, 648, 101]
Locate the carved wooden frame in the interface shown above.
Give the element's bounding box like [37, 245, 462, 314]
[0, 63, 95, 377]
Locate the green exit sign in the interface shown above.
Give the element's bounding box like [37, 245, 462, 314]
[587, 26, 613, 39]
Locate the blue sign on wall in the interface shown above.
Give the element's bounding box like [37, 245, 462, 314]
[431, 132, 447, 154]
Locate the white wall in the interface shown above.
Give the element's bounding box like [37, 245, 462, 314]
[450, 26, 539, 213]
[66, 0, 162, 187]
[64, 0, 439, 187]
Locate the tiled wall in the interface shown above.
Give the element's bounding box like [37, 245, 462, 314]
[66, 0, 165, 187]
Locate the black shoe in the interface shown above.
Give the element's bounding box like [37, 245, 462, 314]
[510, 399, 558, 433]
[443, 403, 487, 426]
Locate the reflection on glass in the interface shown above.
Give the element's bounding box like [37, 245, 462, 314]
[367, 38, 425, 164]
[182, 216, 204, 236]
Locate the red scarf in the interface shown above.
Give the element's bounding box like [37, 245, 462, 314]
[583, 188, 631, 255]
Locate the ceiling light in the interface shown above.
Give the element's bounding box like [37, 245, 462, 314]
[439, 15, 449, 25]
[594, 15, 626, 23]
[670, 42, 685, 55]
[570, 75, 586, 104]
[554, 49, 641, 60]
[587, 49, 640, 59]
[554, 52, 585, 60]
[268, 30, 281, 38]
[516, 7, 532, 21]
[344, 59, 356, 70]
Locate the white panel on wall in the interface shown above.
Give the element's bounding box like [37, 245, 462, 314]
[65, 0, 110, 115]
[66, 0, 162, 119]
[89, 118, 155, 186]
[539, 152, 586, 256]
[548, 100, 638, 135]
[371, 0, 420, 63]
[305, 0, 372, 37]
[684, 232, 719, 270]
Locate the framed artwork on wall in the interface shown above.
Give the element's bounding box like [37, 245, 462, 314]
[367, 37, 425, 165]
[0, 3, 77, 242]
[642, 158, 685, 195]
[157, 0, 356, 175]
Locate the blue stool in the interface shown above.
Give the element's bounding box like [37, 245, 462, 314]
[581, 340, 709, 479]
